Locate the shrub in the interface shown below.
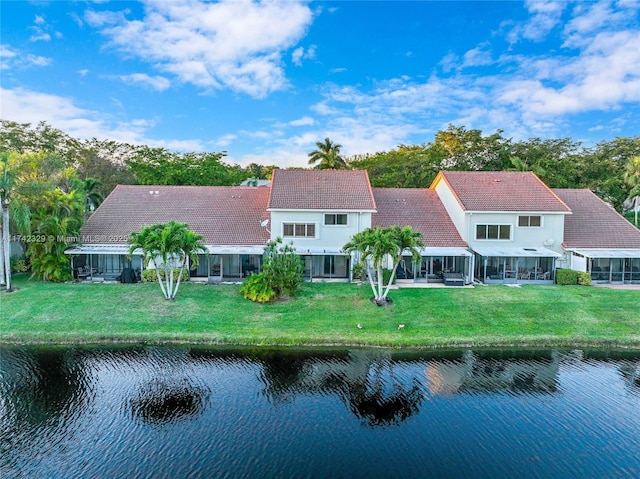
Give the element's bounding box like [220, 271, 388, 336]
[577, 271, 592, 286]
[241, 238, 304, 303]
[382, 268, 396, 285]
[10, 256, 29, 273]
[556, 269, 578, 285]
[142, 268, 188, 283]
[239, 272, 277, 303]
[351, 261, 366, 282]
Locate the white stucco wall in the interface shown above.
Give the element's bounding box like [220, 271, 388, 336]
[269, 210, 372, 251]
[466, 212, 566, 251]
[433, 181, 466, 238]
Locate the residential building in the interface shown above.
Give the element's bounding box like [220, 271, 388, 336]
[65, 170, 640, 285]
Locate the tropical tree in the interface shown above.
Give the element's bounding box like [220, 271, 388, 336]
[240, 238, 304, 303]
[129, 221, 206, 300]
[343, 226, 423, 306]
[0, 153, 14, 290]
[307, 137, 348, 170]
[624, 156, 640, 226]
[27, 188, 85, 282]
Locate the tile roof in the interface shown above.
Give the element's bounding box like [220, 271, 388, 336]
[80, 185, 270, 245]
[268, 169, 376, 210]
[372, 188, 467, 247]
[434, 171, 571, 212]
[553, 189, 640, 248]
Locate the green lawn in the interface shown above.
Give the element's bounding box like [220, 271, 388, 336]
[1, 274, 639, 348]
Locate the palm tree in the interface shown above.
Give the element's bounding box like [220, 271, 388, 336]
[307, 137, 348, 170]
[380, 226, 424, 301]
[129, 221, 206, 300]
[344, 226, 423, 306]
[0, 154, 14, 291]
[624, 156, 640, 226]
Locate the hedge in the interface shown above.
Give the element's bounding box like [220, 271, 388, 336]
[556, 268, 591, 285]
[141, 268, 189, 283]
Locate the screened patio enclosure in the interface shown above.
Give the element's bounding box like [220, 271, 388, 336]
[65, 245, 143, 282]
[569, 249, 640, 284]
[395, 248, 473, 284]
[190, 247, 264, 282]
[301, 254, 350, 281]
[474, 247, 560, 284]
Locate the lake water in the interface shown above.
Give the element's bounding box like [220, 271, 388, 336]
[1, 346, 639, 479]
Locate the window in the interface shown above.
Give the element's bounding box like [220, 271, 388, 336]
[283, 223, 316, 238]
[518, 215, 542, 227]
[476, 224, 511, 240]
[324, 214, 348, 226]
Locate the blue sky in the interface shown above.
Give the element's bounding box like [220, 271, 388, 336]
[2, 1, 639, 168]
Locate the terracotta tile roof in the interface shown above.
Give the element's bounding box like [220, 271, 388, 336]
[372, 188, 468, 247]
[80, 185, 270, 245]
[553, 189, 640, 248]
[268, 169, 376, 210]
[434, 171, 571, 212]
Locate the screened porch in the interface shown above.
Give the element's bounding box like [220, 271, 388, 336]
[395, 248, 473, 284]
[473, 247, 559, 284]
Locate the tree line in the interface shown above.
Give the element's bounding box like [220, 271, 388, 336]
[1, 119, 639, 286]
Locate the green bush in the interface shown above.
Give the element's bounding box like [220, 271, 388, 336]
[577, 271, 592, 286]
[351, 262, 366, 282]
[10, 256, 29, 273]
[142, 268, 188, 283]
[556, 269, 578, 285]
[239, 272, 277, 303]
[382, 268, 396, 285]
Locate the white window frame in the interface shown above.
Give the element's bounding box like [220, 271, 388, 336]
[282, 222, 317, 238]
[324, 213, 348, 226]
[476, 224, 512, 241]
[518, 215, 542, 228]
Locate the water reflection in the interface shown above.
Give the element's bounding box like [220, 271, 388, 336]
[1, 346, 639, 479]
[425, 350, 560, 397]
[128, 377, 210, 426]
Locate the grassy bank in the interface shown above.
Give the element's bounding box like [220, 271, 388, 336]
[1, 274, 639, 349]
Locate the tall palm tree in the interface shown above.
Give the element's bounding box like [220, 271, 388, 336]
[344, 226, 423, 305]
[380, 226, 424, 301]
[307, 137, 348, 170]
[129, 221, 206, 300]
[0, 154, 14, 291]
[624, 156, 640, 226]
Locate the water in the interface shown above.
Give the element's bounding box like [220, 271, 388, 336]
[1, 346, 639, 479]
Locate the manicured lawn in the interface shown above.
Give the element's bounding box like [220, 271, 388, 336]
[1, 274, 639, 348]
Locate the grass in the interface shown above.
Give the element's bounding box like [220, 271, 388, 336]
[1, 274, 639, 349]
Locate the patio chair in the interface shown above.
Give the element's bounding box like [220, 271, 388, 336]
[518, 270, 530, 280]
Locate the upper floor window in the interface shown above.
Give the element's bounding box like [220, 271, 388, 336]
[283, 223, 316, 238]
[476, 224, 511, 240]
[324, 214, 348, 226]
[518, 215, 542, 227]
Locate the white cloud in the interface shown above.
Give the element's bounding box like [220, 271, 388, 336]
[292, 47, 305, 66]
[563, 0, 638, 47]
[461, 43, 494, 69]
[85, 0, 314, 98]
[507, 0, 566, 43]
[0, 45, 52, 69]
[0, 87, 203, 151]
[291, 44, 317, 66]
[289, 116, 315, 127]
[116, 73, 171, 91]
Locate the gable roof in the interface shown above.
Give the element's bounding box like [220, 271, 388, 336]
[372, 188, 467, 247]
[432, 171, 571, 213]
[553, 189, 640, 249]
[81, 185, 270, 245]
[268, 169, 376, 211]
